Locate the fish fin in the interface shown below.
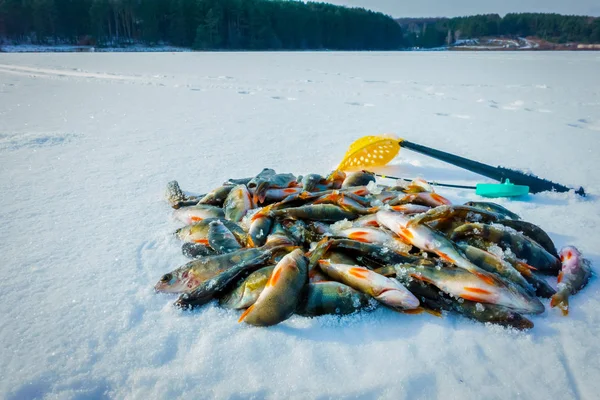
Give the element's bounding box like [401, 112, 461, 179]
[267, 267, 282, 287]
[461, 294, 488, 303]
[520, 261, 537, 271]
[398, 228, 414, 242]
[363, 220, 380, 227]
[348, 267, 369, 279]
[348, 231, 370, 243]
[409, 273, 435, 286]
[190, 216, 202, 222]
[246, 236, 256, 248]
[436, 252, 455, 264]
[431, 193, 451, 205]
[557, 271, 564, 284]
[473, 271, 497, 286]
[238, 304, 255, 323]
[464, 287, 492, 295]
[193, 239, 209, 244]
[550, 292, 569, 316]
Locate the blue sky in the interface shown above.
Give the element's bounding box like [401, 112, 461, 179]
[323, 0, 600, 18]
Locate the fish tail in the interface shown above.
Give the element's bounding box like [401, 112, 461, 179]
[550, 291, 569, 316]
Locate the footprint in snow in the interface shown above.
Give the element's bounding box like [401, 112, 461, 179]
[0, 132, 80, 151]
[271, 96, 297, 101]
[435, 113, 471, 119]
[345, 102, 374, 107]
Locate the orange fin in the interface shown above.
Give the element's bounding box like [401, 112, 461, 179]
[464, 287, 492, 295]
[557, 271, 564, 284]
[473, 271, 497, 286]
[461, 294, 488, 303]
[436, 252, 455, 264]
[190, 216, 202, 222]
[431, 193, 451, 205]
[550, 293, 569, 316]
[238, 304, 255, 323]
[409, 273, 435, 286]
[519, 261, 537, 271]
[268, 267, 282, 287]
[348, 267, 369, 279]
[348, 231, 370, 243]
[193, 238, 209, 244]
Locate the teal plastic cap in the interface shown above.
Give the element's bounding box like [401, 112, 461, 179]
[476, 180, 529, 198]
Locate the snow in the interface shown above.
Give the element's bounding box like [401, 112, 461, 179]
[1, 51, 600, 399]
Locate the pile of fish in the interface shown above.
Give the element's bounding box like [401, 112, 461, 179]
[156, 168, 592, 330]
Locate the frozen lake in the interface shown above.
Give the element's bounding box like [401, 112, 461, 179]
[1, 52, 599, 399]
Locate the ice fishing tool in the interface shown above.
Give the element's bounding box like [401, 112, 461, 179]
[337, 135, 585, 197]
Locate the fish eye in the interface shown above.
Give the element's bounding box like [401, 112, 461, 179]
[161, 273, 173, 283]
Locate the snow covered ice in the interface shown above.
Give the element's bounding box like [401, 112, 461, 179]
[1, 52, 600, 399]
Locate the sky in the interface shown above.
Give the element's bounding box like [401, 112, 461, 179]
[322, 0, 600, 18]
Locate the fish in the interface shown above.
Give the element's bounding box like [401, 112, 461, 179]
[403, 178, 434, 193]
[175, 218, 247, 246]
[457, 243, 532, 291]
[399, 263, 544, 315]
[330, 226, 411, 253]
[208, 220, 242, 254]
[317, 238, 420, 267]
[155, 248, 271, 293]
[461, 237, 556, 299]
[259, 187, 304, 202]
[407, 205, 501, 228]
[463, 201, 521, 220]
[174, 254, 274, 310]
[352, 214, 380, 227]
[198, 184, 235, 206]
[318, 260, 419, 310]
[313, 191, 377, 215]
[248, 214, 273, 248]
[297, 282, 372, 316]
[219, 265, 275, 309]
[398, 276, 534, 330]
[550, 246, 592, 315]
[269, 204, 357, 222]
[324, 170, 346, 190]
[450, 223, 561, 274]
[239, 249, 308, 326]
[389, 204, 431, 215]
[495, 219, 558, 258]
[165, 180, 201, 209]
[342, 171, 376, 188]
[173, 205, 224, 225]
[376, 210, 498, 282]
[223, 184, 253, 222]
[302, 174, 326, 192]
[390, 192, 452, 208]
[248, 169, 298, 204]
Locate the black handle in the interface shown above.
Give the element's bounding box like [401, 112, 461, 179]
[400, 140, 585, 196]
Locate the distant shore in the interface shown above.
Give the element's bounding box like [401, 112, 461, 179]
[1, 38, 599, 53]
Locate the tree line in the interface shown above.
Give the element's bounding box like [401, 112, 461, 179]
[0, 0, 403, 50]
[398, 13, 600, 48]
